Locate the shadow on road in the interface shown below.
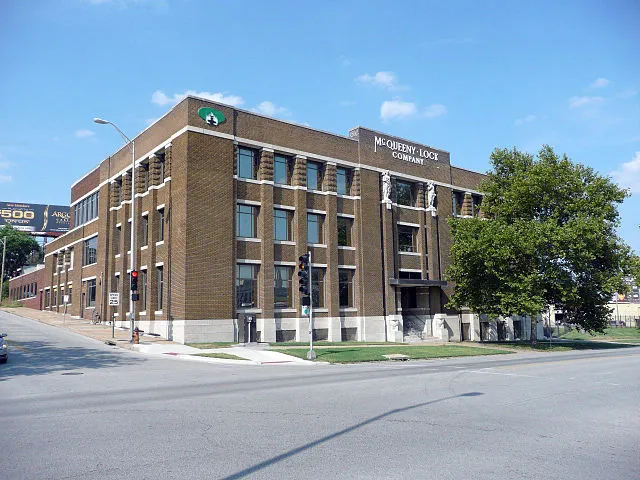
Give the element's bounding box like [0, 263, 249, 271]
[0, 339, 139, 380]
[221, 392, 484, 480]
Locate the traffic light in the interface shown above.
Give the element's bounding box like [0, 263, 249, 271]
[130, 270, 140, 301]
[298, 254, 311, 306]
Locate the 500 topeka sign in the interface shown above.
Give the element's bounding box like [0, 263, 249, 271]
[0, 202, 70, 235]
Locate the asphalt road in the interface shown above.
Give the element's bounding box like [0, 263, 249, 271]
[1, 310, 639, 480]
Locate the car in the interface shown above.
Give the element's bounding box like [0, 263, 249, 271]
[0, 333, 7, 363]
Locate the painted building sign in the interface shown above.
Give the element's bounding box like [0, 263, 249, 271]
[374, 135, 441, 165]
[198, 107, 226, 126]
[0, 202, 70, 235]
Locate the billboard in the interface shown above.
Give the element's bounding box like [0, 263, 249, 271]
[0, 202, 70, 235]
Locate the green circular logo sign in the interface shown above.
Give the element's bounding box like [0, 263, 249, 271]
[198, 107, 226, 126]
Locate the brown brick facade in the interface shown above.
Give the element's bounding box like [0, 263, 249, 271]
[30, 96, 484, 343]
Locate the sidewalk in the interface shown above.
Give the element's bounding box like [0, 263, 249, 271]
[0, 306, 315, 366]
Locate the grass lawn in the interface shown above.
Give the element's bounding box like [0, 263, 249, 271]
[186, 342, 235, 349]
[272, 345, 510, 363]
[274, 341, 404, 347]
[561, 327, 640, 343]
[195, 352, 249, 361]
[485, 340, 637, 352]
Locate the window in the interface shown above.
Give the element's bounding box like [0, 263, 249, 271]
[141, 270, 148, 311]
[274, 266, 293, 308]
[74, 191, 99, 227]
[83, 236, 98, 265]
[398, 226, 416, 252]
[336, 167, 351, 195]
[399, 271, 422, 280]
[158, 208, 165, 242]
[274, 154, 292, 185]
[307, 213, 323, 244]
[237, 204, 258, 238]
[114, 226, 121, 254]
[395, 181, 414, 206]
[337, 217, 352, 247]
[238, 147, 258, 180]
[236, 264, 258, 308]
[274, 209, 293, 241]
[339, 269, 354, 307]
[312, 268, 325, 308]
[471, 194, 482, 217]
[85, 279, 96, 308]
[307, 161, 322, 191]
[67, 286, 72, 305]
[142, 214, 149, 245]
[157, 266, 164, 310]
[452, 191, 466, 216]
[44, 290, 50, 308]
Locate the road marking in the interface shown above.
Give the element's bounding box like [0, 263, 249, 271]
[465, 368, 538, 378]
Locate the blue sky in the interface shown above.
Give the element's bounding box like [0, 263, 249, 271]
[1, 0, 639, 247]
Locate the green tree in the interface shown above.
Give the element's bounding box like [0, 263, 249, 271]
[446, 146, 638, 343]
[1, 225, 42, 298]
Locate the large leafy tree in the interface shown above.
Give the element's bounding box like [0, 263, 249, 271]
[1, 225, 42, 297]
[446, 146, 638, 342]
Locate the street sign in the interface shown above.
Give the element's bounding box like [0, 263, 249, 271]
[63, 295, 69, 304]
[108, 292, 120, 306]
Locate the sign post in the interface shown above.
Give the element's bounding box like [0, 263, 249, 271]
[108, 293, 119, 338]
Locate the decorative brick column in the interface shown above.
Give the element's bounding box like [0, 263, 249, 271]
[258, 148, 276, 342]
[323, 162, 341, 341]
[293, 155, 309, 342]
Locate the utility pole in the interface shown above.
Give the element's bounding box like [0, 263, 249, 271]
[0, 236, 7, 304]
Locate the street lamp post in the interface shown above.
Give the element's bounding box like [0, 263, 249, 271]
[94, 118, 136, 342]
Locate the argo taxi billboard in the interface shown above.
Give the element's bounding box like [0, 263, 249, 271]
[0, 202, 70, 235]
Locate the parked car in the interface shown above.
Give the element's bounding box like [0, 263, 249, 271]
[0, 333, 7, 363]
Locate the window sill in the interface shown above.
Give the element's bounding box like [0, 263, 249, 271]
[338, 246, 355, 250]
[82, 263, 98, 268]
[237, 308, 261, 313]
[275, 308, 296, 313]
[141, 245, 149, 251]
[237, 237, 261, 243]
[139, 311, 147, 316]
[115, 254, 121, 258]
[308, 243, 327, 248]
[274, 240, 296, 245]
[339, 307, 357, 312]
[156, 240, 165, 246]
[313, 308, 329, 313]
[399, 251, 421, 256]
[154, 310, 163, 315]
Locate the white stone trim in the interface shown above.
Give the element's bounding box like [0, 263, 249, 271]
[308, 243, 327, 248]
[274, 204, 295, 211]
[237, 199, 262, 206]
[399, 251, 422, 257]
[157, 204, 165, 210]
[237, 237, 261, 243]
[399, 268, 422, 273]
[274, 261, 296, 266]
[155, 240, 165, 246]
[81, 275, 97, 282]
[337, 212, 355, 218]
[274, 240, 296, 246]
[338, 246, 356, 251]
[155, 261, 164, 267]
[338, 265, 357, 269]
[397, 221, 421, 228]
[237, 259, 261, 264]
[311, 263, 328, 268]
[306, 208, 326, 215]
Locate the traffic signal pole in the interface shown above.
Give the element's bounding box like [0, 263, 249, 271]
[307, 250, 316, 360]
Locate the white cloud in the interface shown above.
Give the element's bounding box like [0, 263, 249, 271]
[590, 78, 610, 89]
[611, 152, 640, 193]
[423, 104, 447, 119]
[380, 100, 446, 121]
[356, 71, 402, 90]
[380, 100, 417, 120]
[568, 96, 605, 109]
[515, 114, 537, 126]
[75, 129, 95, 138]
[251, 101, 290, 117]
[151, 89, 245, 107]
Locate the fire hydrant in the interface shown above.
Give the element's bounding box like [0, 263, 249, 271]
[133, 327, 141, 344]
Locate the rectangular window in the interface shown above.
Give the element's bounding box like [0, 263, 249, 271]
[395, 180, 414, 206]
[158, 208, 165, 242]
[238, 147, 258, 180]
[337, 217, 352, 247]
[274, 208, 293, 241]
[274, 154, 292, 185]
[74, 191, 100, 227]
[67, 286, 72, 305]
[312, 268, 325, 308]
[45, 290, 50, 307]
[472, 194, 482, 217]
[336, 167, 351, 195]
[274, 266, 293, 308]
[452, 191, 466, 216]
[114, 226, 121, 254]
[398, 225, 416, 252]
[83, 236, 98, 265]
[142, 215, 149, 245]
[307, 161, 322, 191]
[339, 269, 354, 307]
[141, 270, 148, 311]
[307, 213, 323, 244]
[237, 204, 258, 238]
[157, 266, 164, 310]
[236, 264, 258, 308]
[85, 279, 96, 308]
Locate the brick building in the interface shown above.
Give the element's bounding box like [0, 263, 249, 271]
[11, 96, 491, 344]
